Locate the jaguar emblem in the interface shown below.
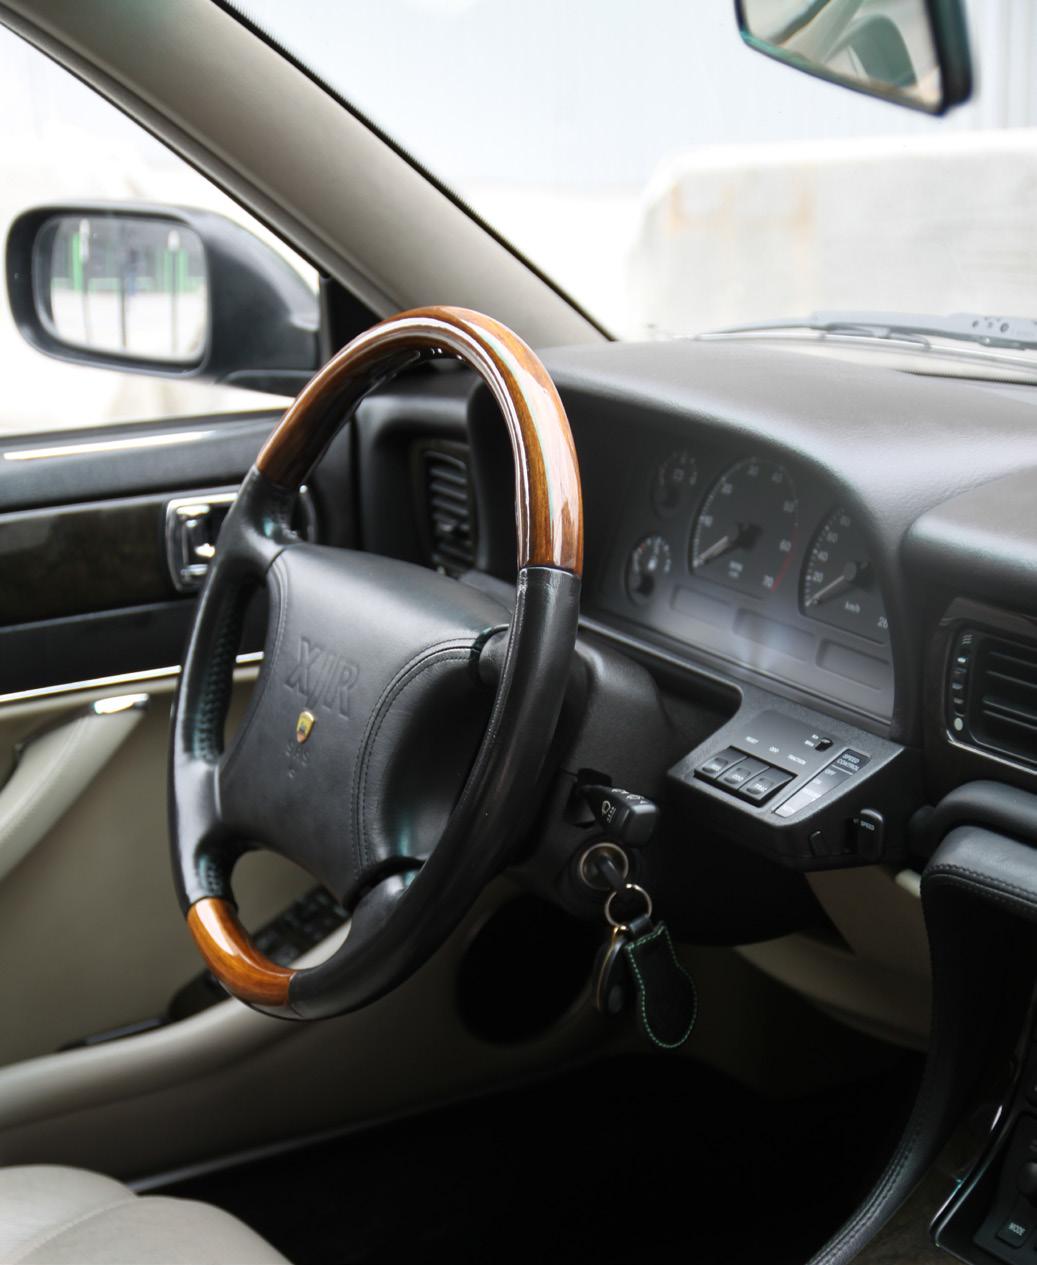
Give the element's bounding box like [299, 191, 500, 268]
[295, 709, 316, 744]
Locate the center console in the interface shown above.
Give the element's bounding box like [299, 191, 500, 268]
[807, 807, 1037, 1265]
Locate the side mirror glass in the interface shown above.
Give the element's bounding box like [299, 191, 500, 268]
[7, 204, 319, 394]
[735, 0, 972, 115]
[36, 215, 208, 366]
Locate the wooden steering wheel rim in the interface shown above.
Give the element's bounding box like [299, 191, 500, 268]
[260, 305, 582, 571]
[182, 306, 582, 1011]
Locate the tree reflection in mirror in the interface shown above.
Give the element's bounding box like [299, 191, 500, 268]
[35, 215, 208, 364]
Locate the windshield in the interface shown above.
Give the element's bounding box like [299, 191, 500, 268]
[230, 0, 1035, 343]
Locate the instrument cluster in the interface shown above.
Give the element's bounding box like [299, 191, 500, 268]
[625, 450, 890, 646]
[604, 445, 894, 722]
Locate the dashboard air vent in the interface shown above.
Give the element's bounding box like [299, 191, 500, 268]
[418, 442, 476, 576]
[954, 630, 1037, 766]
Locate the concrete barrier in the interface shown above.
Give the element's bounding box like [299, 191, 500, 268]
[627, 128, 1037, 339]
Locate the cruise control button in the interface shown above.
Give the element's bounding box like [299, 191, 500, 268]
[718, 758, 768, 791]
[738, 766, 794, 804]
[833, 749, 870, 774]
[696, 747, 747, 782]
[773, 766, 849, 818]
[774, 785, 824, 817]
[813, 765, 852, 791]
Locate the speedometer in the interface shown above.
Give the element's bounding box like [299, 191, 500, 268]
[801, 509, 889, 645]
[690, 458, 798, 596]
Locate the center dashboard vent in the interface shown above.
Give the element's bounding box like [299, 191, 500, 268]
[415, 441, 477, 576]
[950, 629, 1037, 766]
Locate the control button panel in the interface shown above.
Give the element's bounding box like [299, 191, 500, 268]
[693, 714, 873, 815]
[695, 749, 794, 804]
[671, 707, 912, 871]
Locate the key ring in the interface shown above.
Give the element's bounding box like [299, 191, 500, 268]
[604, 882, 653, 929]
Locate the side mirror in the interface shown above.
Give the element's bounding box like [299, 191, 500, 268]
[5, 204, 319, 394]
[735, 0, 972, 115]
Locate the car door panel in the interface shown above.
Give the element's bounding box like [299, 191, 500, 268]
[0, 695, 148, 887]
[0, 413, 278, 692]
[0, 671, 314, 1068]
[0, 408, 357, 1064]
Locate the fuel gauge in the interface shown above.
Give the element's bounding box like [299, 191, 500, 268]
[626, 534, 672, 606]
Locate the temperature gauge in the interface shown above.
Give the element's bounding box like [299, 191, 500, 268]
[626, 534, 672, 606]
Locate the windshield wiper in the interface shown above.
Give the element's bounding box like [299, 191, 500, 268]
[705, 311, 1037, 352]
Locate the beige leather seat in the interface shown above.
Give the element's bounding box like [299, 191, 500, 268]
[0, 1165, 289, 1264]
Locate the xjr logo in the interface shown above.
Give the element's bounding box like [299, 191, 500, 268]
[285, 637, 359, 718]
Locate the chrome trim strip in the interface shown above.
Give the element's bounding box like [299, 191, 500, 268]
[3, 430, 216, 462]
[90, 693, 152, 717]
[13, 693, 151, 760]
[0, 653, 262, 707]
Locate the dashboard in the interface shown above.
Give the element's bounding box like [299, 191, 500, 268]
[342, 332, 1037, 1048]
[356, 335, 1037, 801]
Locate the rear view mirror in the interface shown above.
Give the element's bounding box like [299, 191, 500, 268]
[7, 204, 319, 394]
[735, 0, 972, 115]
[37, 215, 208, 366]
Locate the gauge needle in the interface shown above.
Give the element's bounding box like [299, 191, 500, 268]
[694, 525, 745, 569]
[806, 561, 863, 608]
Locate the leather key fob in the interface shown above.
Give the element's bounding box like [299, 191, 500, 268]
[624, 922, 698, 1050]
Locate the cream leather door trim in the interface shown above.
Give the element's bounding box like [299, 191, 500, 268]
[0, 695, 148, 885]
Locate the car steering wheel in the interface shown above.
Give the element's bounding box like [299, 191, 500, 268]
[169, 306, 583, 1019]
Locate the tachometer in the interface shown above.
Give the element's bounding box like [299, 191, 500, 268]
[690, 458, 798, 596]
[652, 449, 698, 517]
[801, 508, 889, 644]
[626, 534, 672, 605]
